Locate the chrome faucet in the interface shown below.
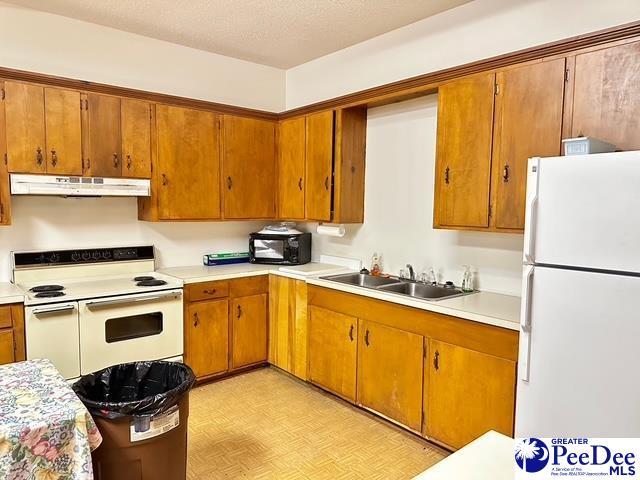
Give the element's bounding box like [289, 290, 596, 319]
[406, 264, 415, 281]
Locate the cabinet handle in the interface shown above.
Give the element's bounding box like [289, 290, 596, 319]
[324, 176, 329, 190]
[161, 174, 168, 186]
[203, 288, 216, 295]
[84, 158, 91, 171]
[50, 149, 58, 167]
[502, 164, 510, 182]
[193, 312, 199, 327]
[237, 305, 242, 319]
[433, 350, 440, 371]
[126, 155, 132, 170]
[349, 324, 354, 342]
[227, 176, 233, 190]
[113, 153, 119, 168]
[298, 177, 303, 191]
[364, 329, 370, 346]
[36, 147, 43, 166]
[444, 166, 450, 184]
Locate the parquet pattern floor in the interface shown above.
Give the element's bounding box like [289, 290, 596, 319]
[187, 367, 446, 479]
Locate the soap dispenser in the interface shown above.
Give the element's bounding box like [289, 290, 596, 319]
[371, 252, 382, 276]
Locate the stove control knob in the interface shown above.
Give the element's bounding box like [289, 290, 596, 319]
[81, 252, 91, 261]
[92, 251, 101, 260]
[102, 250, 112, 259]
[71, 252, 81, 261]
[49, 253, 60, 263]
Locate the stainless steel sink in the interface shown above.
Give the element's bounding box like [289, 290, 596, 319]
[320, 272, 473, 301]
[321, 273, 403, 288]
[377, 281, 466, 300]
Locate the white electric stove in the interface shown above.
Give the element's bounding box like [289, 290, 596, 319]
[13, 246, 184, 380]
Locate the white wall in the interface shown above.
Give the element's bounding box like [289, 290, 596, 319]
[313, 96, 523, 295]
[286, 0, 640, 108]
[0, 196, 266, 282]
[0, 2, 285, 111]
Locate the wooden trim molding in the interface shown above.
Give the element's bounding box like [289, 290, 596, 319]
[1, 20, 639, 121]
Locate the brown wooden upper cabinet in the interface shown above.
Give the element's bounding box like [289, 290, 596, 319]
[121, 99, 152, 178]
[222, 115, 276, 219]
[3, 82, 82, 175]
[156, 105, 221, 220]
[277, 108, 366, 223]
[434, 60, 565, 232]
[569, 40, 640, 151]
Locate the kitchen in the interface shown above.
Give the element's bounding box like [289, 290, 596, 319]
[1, 1, 640, 479]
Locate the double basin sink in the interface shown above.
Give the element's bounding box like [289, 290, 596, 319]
[320, 273, 474, 301]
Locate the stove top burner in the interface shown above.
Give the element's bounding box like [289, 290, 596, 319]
[30, 284, 65, 293]
[133, 276, 156, 282]
[136, 279, 168, 287]
[35, 291, 66, 298]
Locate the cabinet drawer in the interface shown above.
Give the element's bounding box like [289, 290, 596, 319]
[229, 275, 269, 297]
[187, 281, 230, 302]
[0, 306, 12, 329]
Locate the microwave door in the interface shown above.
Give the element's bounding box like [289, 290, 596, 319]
[254, 239, 285, 260]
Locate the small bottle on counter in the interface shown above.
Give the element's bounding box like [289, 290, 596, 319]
[461, 265, 474, 292]
[370, 252, 382, 276]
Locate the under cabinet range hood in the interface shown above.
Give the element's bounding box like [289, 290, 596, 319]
[10, 174, 151, 197]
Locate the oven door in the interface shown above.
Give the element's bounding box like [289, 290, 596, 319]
[78, 289, 183, 375]
[251, 237, 287, 264]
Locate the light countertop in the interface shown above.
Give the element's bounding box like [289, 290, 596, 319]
[307, 277, 521, 331]
[412, 431, 514, 480]
[161, 263, 520, 331]
[0, 282, 25, 305]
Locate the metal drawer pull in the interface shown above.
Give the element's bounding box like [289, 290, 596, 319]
[126, 155, 132, 170]
[503, 164, 510, 182]
[324, 176, 329, 190]
[193, 312, 199, 327]
[298, 177, 303, 191]
[433, 350, 440, 371]
[203, 289, 216, 295]
[51, 149, 58, 167]
[236, 305, 242, 319]
[32, 304, 76, 316]
[364, 329, 370, 346]
[349, 324, 354, 342]
[444, 166, 450, 184]
[86, 291, 182, 309]
[36, 147, 43, 165]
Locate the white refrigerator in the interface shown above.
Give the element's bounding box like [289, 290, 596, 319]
[516, 151, 640, 437]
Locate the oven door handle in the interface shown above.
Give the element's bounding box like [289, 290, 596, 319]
[85, 291, 182, 309]
[32, 304, 77, 316]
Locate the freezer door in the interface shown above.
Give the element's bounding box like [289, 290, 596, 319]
[524, 151, 640, 272]
[516, 265, 640, 437]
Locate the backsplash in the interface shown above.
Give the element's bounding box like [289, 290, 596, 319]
[0, 196, 266, 282]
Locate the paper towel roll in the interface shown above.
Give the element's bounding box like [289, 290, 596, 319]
[316, 224, 346, 237]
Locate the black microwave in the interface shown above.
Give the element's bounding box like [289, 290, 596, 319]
[249, 232, 311, 265]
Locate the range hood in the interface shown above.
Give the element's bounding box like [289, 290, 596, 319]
[10, 174, 151, 197]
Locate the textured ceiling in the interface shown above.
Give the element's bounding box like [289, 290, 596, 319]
[5, 0, 471, 68]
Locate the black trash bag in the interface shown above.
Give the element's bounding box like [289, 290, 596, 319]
[72, 361, 196, 420]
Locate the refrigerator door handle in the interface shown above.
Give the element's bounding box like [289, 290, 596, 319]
[523, 158, 540, 264]
[520, 264, 535, 382]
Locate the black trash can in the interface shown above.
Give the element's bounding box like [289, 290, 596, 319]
[73, 361, 196, 480]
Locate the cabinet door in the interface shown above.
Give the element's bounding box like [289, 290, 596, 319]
[156, 105, 221, 220]
[268, 275, 308, 379]
[4, 82, 46, 174]
[0, 330, 15, 365]
[0, 89, 11, 226]
[426, 339, 516, 449]
[44, 87, 82, 175]
[277, 117, 306, 220]
[571, 41, 640, 151]
[186, 299, 229, 378]
[305, 111, 334, 221]
[492, 60, 565, 230]
[231, 293, 268, 369]
[222, 115, 276, 219]
[121, 99, 152, 179]
[357, 320, 424, 431]
[308, 306, 357, 402]
[84, 93, 122, 177]
[434, 73, 495, 228]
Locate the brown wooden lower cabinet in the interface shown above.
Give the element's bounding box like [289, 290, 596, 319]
[0, 304, 26, 366]
[424, 339, 516, 449]
[184, 276, 268, 381]
[231, 293, 268, 369]
[357, 319, 424, 432]
[308, 305, 358, 402]
[185, 298, 229, 378]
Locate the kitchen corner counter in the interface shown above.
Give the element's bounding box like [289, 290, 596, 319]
[306, 277, 521, 331]
[0, 282, 25, 305]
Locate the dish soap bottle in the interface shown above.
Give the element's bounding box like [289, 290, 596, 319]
[371, 252, 383, 276]
[461, 265, 474, 292]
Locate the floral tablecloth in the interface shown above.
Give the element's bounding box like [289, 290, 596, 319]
[0, 359, 102, 480]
